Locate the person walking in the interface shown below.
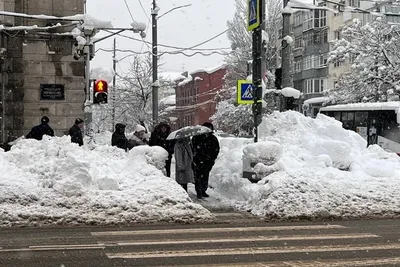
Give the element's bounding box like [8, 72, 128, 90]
[111, 123, 129, 151]
[129, 124, 149, 148]
[192, 122, 220, 199]
[26, 116, 55, 140]
[174, 137, 194, 192]
[68, 118, 84, 146]
[149, 122, 174, 177]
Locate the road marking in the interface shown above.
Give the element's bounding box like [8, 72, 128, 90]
[106, 243, 400, 259]
[99, 233, 378, 246]
[91, 224, 346, 236]
[214, 212, 247, 217]
[158, 257, 400, 267]
[0, 244, 105, 253]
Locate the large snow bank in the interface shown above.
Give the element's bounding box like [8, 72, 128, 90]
[0, 137, 212, 227]
[210, 111, 400, 220]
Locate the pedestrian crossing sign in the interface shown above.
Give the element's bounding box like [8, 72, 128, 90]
[237, 80, 254, 105]
[248, 0, 260, 31]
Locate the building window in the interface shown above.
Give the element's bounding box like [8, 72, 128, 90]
[318, 54, 328, 67]
[321, 29, 328, 43]
[304, 31, 313, 45]
[303, 55, 313, 70]
[294, 12, 302, 27]
[334, 30, 341, 40]
[294, 57, 302, 72]
[349, 0, 360, 8]
[295, 36, 303, 48]
[314, 10, 327, 28]
[305, 79, 326, 94]
[334, 59, 343, 68]
[303, 11, 314, 31]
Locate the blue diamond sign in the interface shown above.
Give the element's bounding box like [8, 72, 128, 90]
[237, 80, 254, 105]
[248, 0, 260, 31]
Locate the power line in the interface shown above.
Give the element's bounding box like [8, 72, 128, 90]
[123, 0, 135, 22]
[96, 48, 232, 58]
[103, 30, 231, 51]
[137, 0, 150, 21]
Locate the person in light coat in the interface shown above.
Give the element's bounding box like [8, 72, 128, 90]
[129, 124, 149, 148]
[174, 137, 194, 192]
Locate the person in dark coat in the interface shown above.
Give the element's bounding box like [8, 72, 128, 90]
[111, 123, 129, 151]
[149, 122, 174, 177]
[68, 118, 84, 146]
[26, 116, 55, 141]
[192, 122, 220, 199]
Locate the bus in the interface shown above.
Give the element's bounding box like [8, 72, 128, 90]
[319, 102, 400, 155]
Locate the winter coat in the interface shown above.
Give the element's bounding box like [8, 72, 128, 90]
[26, 123, 55, 141]
[174, 139, 194, 184]
[68, 124, 83, 146]
[112, 123, 129, 151]
[129, 134, 148, 148]
[192, 133, 220, 170]
[149, 122, 174, 157]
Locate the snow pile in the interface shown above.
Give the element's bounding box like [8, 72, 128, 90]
[281, 87, 301, 99]
[210, 111, 400, 220]
[0, 137, 212, 226]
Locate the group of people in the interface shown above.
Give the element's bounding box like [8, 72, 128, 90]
[26, 116, 220, 199]
[26, 116, 84, 146]
[112, 121, 220, 199]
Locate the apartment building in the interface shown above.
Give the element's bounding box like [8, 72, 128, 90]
[287, 0, 399, 117]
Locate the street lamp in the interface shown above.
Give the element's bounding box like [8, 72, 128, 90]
[151, 2, 192, 127]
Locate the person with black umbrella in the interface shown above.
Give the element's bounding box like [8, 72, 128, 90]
[192, 122, 220, 199]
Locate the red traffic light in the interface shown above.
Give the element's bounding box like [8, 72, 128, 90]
[94, 80, 108, 93]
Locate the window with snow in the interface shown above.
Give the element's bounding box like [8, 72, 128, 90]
[303, 11, 314, 31]
[318, 54, 328, 67]
[314, 10, 327, 28]
[294, 12, 302, 27]
[333, 59, 343, 68]
[294, 57, 302, 72]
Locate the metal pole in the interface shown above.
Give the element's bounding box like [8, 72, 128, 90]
[152, 0, 159, 126]
[1, 34, 6, 144]
[84, 35, 92, 137]
[112, 38, 116, 130]
[281, 0, 292, 111]
[252, 0, 265, 143]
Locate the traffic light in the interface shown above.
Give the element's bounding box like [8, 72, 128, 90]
[275, 68, 282, 89]
[93, 80, 108, 104]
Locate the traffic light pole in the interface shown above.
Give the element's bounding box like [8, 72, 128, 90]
[152, 0, 159, 127]
[112, 38, 116, 130]
[281, 0, 292, 111]
[252, 0, 265, 143]
[84, 35, 92, 137]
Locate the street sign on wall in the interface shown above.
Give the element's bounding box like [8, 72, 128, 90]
[247, 0, 260, 31]
[40, 84, 65, 101]
[237, 80, 254, 104]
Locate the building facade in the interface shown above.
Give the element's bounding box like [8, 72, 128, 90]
[175, 65, 226, 128]
[288, 0, 399, 117]
[0, 0, 85, 144]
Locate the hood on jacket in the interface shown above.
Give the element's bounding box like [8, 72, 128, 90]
[115, 123, 126, 134]
[155, 122, 171, 134]
[134, 124, 146, 133]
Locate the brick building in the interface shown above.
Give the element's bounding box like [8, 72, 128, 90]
[0, 0, 85, 144]
[175, 65, 226, 128]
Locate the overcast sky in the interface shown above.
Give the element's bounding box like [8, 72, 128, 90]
[87, 0, 236, 76]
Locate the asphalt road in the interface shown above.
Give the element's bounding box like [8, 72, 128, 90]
[0, 213, 400, 267]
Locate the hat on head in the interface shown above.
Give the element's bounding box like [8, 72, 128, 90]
[134, 124, 146, 133]
[202, 122, 214, 131]
[41, 116, 50, 124]
[75, 118, 84, 125]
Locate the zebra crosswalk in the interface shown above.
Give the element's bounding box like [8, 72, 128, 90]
[89, 222, 400, 266]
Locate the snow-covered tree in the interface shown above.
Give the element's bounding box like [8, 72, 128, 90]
[327, 17, 400, 105]
[212, 0, 282, 135]
[114, 54, 154, 131]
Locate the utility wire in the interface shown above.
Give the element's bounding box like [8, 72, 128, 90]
[103, 30, 231, 51]
[96, 48, 232, 58]
[123, 0, 135, 22]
